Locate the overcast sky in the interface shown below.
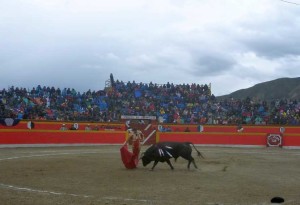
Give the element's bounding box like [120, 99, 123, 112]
[1, 0, 300, 96]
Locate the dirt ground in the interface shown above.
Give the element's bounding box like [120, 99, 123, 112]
[0, 145, 299, 205]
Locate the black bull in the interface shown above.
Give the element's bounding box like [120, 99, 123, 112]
[140, 141, 204, 170]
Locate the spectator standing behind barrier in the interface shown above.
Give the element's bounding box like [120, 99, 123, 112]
[69, 123, 77, 130]
[27, 121, 35, 129]
[237, 123, 244, 132]
[60, 123, 68, 131]
[184, 127, 190, 132]
[93, 125, 99, 131]
[85, 124, 91, 131]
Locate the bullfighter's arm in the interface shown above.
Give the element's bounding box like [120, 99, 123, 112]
[126, 131, 135, 144]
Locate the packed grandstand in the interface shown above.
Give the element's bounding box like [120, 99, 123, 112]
[0, 74, 299, 125]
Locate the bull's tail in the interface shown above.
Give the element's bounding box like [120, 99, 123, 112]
[188, 142, 204, 159]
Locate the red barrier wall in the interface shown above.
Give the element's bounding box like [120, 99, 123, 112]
[157, 132, 267, 146]
[0, 130, 125, 144]
[282, 134, 300, 147]
[155, 124, 300, 148]
[157, 132, 300, 147]
[1, 121, 300, 148]
[0, 121, 125, 131]
[158, 124, 296, 134]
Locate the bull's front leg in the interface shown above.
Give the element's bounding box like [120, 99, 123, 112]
[150, 160, 159, 170]
[166, 159, 174, 170]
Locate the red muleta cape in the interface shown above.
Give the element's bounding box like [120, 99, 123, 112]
[120, 142, 140, 169]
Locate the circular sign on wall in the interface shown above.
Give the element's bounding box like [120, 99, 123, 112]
[267, 134, 282, 147]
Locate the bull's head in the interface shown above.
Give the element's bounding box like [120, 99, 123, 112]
[140, 145, 155, 167]
[140, 153, 152, 167]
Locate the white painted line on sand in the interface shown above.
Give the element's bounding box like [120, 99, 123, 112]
[0, 183, 93, 198]
[0, 183, 154, 203]
[0, 151, 100, 161]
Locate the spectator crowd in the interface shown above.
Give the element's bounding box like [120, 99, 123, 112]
[1, 78, 300, 125]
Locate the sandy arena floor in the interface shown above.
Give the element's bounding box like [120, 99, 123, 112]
[0, 145, 299, 205]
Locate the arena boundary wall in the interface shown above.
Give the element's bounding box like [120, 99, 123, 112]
[1, 120, 300, 149]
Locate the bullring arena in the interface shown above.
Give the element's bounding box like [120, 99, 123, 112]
[1, 121, 300, 205]
[0, 145, 300, 205]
